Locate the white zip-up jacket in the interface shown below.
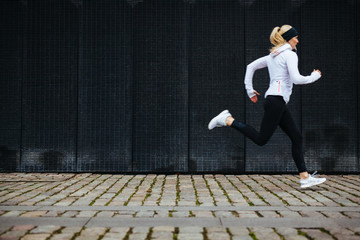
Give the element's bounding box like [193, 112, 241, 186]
[244, 43, 321, 103]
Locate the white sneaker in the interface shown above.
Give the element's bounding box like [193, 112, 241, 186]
[300, 171, 326, 188]
[208, 110, 231, 130]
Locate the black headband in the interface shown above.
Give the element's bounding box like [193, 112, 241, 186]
[281, 27, 298, 41]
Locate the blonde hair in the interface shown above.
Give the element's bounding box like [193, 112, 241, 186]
[269, 25, 292, 52]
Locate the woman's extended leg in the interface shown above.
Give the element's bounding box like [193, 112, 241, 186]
[277, 106, 307, 174]
[229, 96, 285, 146]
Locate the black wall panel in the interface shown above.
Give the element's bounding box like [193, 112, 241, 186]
[77, 0, 132, 172]
[21, 0, 78, 171]
[301, 0, 358, 172]
[189, 0, 245, 172]
[132, 0, 188, 172]
[244, 0, 301, 172]
[0, 1, 24, 172]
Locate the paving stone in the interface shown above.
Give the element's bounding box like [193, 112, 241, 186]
[102, 232, 128, 240]
[0, 230, 27, 238]
[322, 211, 349, 218]
[21, 233, 51, 240]
[192, 211, 214, 218]
[227, 227, 249, 236]
[179, 226, 203, 233]
[231, 236, 253, 240]
[236, 211, 259, 218]
[132, 227, 149, 233]
[327, 227, 359, 240]
[76, 211, 97, 218]
[61, 211, 78, 217]
[151, 231, 173, 239]
[207, 232, 230, 240]
[300, 229, 333, 240]
[80, 227, 107, 236]
[1, 211, 24, 217]
[11, 225, 35, 231]
[128, 232, 148, 240]
[249, 227, 280, 240]
[177, 233, 203, 240]
[20, 211, 47, 218]
[95, 211, 115, 218]
[152, 226, 174, 232]
[30, 225, 61, 234]
[206, 226, 227, 233]
[61, 227, 82, 234]
[258, 211, 281, 218]
[49, 233, 76, 240]
[135, 211, 154, 218]
[343, 211, 360, 218]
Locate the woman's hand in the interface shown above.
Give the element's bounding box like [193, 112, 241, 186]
[313, 69, 321, 76]
[250, 90, 260, 103]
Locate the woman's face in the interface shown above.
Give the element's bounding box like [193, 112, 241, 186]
[288, 36, 299, 50]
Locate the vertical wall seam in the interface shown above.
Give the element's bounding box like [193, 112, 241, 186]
[185, 2, 191, 173]
[75, 1, 82, 171]
[131, 4, 135, 172]
[243, 0, 247, 172]
[357, 0, 360, 172]
[20, 0, 28, 171]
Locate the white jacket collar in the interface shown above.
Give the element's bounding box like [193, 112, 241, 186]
[270, 43, 293, 57]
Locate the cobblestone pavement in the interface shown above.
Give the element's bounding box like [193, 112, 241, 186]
[0, 173, 359, 239]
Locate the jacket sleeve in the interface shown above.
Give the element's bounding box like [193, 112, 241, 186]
[244, 56, 268, 98]
[286, 52, 321, 85]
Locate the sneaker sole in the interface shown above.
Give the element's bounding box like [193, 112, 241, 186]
[208, 110, 229, 130]
[300, 178, 326, 188]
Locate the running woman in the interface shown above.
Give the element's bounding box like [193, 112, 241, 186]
[208, 25, 326, 188]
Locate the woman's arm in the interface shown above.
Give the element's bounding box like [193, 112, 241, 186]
[244, 56, 268, 99]
[286, 52, 321, 85]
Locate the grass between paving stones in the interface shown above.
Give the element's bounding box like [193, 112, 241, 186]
[123, 228, 133, 240]
[273, 228, 286, 240]
[275, 176, 313, 206]
[297, 229, 315, 240]
[142, 175, 158, 205]
[225, 176, 254, 206]
[263, 176, 301, 199]
[98, 228, 110, 240]
[70, 226, 85, 240]
[60, 174, 104, 206]
[235, 176, 269, 206]
[249, 230, 258, 240]
[32, 175, 86, 206]
[203, 175, 217, 206]
[90, 175, 124, 206]
[0, 182, 45, 204]
[189, 210, 195, 217]
[173, 227, 179, 240]
[156, 176, 167, 205]
[105, 175, 135, 206]
[282, 175, 350, 207]
[124, 176, 146, 206]
[214, 176, 234, 205]
[226, 227, 233, 239]
[250, 175, 290, 206]
[318, 179, 360, 206]
[175, 175, 181, 206]
[145, 227, 153, 240]
[231, 210, 239, 217]
[191, 175, 202, 206]
[20, 181, 64, 206]
[202, 227, 209, 240]
[319, 228, 338, 240]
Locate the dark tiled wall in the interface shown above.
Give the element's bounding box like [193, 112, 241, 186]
[0, 0, 358, 173]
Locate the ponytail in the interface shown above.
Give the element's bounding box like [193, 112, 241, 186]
[269, 25, 292, 52]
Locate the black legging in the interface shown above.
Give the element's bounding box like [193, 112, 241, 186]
[231, 95, 307, 173]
